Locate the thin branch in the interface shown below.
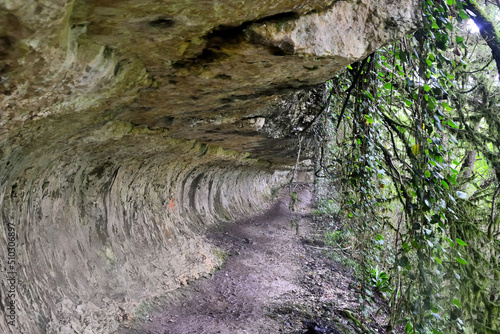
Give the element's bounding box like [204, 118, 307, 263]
[460, 58, 494, 75]
[336, 55, 372, 131]
[459, 85, 478, 94]
[289, 134, 302, 187]
[383, 119, 403, 163]
[378, 144, 404, 185]
[299, 83, 336, 135]
[381, 111, 418, 164]
[488, 183, 500, 239]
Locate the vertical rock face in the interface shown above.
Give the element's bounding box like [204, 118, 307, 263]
[1, 127, 286, 333]
[0, 0, 420, 333]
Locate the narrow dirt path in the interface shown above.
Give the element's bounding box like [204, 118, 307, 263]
[119, 184, 363, 334]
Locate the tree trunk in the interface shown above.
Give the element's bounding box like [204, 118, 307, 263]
[461, 150, 477, 180]
[464, 0, 500, 78]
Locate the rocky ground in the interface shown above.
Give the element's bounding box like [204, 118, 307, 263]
[118, 184, 389, 334]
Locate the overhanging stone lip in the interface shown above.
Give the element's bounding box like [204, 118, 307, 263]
[112, 0, 420, 161]
[1, 0, 421, 163]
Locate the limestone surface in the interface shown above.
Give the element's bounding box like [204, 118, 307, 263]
[0, 0, 420, 332]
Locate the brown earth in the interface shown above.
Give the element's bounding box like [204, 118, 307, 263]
[117, 184, 388, 334]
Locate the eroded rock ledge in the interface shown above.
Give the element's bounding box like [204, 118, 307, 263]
[1, 0, 420, 332]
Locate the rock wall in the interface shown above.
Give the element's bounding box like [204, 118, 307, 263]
[1, 121, 286, 333]
[0, 0, 420, 333]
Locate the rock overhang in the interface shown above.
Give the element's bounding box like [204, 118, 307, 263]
[0, 1, 421, 333]
[1, 0, 421, 162]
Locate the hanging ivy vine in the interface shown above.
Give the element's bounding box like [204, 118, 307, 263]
[310, 0, 500, 333]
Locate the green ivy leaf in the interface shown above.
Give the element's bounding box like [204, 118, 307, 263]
[441, 180, 449, 189]
[424, 84, 432, 92]
[456, 238, 467, 246]
[458, 9, 469, 20]
[448, 174, 458, 186]
[434, 115, 443, 131]
[457, 257, 468, 265]
[448, 119, 459, 128]
[442, 102, 453, 112]
[428, 99, 437, 110]
[425, 170, 431, 178]
[453, 298, 462, 308]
